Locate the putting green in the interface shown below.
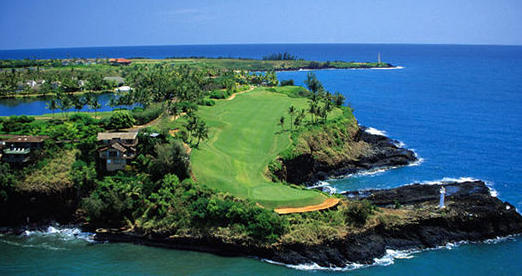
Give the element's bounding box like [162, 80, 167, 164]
[192, 87, 335, 209]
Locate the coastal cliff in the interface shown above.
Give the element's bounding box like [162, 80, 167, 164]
[272, 125, 417, 185]
[93, 180, 522, 268]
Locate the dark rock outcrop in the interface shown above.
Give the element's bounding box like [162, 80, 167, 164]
[274, 126, 417, 185]
[268, 180, 522, 267]
[94, 180, 522, 268]
[0, 188, 79, 226]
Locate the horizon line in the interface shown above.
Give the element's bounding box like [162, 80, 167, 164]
[1, 42, 522, 52]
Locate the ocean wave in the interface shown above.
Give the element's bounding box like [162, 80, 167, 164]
[409, 177, 480, 186]
[484, 180, 498, 197]
[262, 259, 363, 271]
[262, 248, 417, 271]
[393, 140, 406, 148]
[307, 181, 331, 189]
[364, 127, 388, 136]
[371, 66, 404, 70]
[22, 225, 95, 243]
[263, 234, 518, 272]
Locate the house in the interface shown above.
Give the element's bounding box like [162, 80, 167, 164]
[97, 132, 138, 171]
[26, 80, 37, 88]
[1, 135, 47, 164]
[115, 85, 131, 92]
[109, 58, 132, 65]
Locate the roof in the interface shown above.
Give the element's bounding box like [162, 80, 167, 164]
[115, 86, 132, 92]
[109, 58, 132, 64]
[97, 132, 138, 141]
[5, 135, 47, 143]
[110, 142, 127, 153]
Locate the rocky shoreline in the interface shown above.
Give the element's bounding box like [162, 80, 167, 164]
[2, 126, 522, 270]
[273, 126, 418, 185]
[91, 180, 522, 268]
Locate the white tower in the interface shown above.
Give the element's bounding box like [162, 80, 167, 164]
[439, 186, 446, 208]
[378, 52, 381, 64]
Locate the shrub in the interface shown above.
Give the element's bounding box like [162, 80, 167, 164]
[209, 90, 231, 99]
[198, 98, 215, 106]
[106, 110, 135, 129]
[149, 140, 190, 181]
[132, 105, 163, 125]
[344, 200, 374, 226]
[1, 115, 36, 132]
[280, 79, 294, 86]
[69, 113, 98, 125]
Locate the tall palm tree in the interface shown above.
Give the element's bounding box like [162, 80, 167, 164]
[46, 98, 58, 117]
[87, 93, 101, 118]
[279, 116, 285, 131]
[288, 105, 296, 131]
[195, 121, 209, 147]
[73, 95, 86, 113]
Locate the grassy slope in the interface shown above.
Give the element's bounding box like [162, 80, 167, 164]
[191, 87, 342, 209]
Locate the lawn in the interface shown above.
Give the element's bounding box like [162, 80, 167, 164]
[191, 86, 342, 209]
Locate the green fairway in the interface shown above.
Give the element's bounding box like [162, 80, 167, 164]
[191, 87, 342, 209]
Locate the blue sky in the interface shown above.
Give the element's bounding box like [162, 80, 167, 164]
[1, 0, 521, 49]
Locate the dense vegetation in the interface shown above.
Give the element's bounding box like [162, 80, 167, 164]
[262, 52, 298, 61]
[0, 58, 386, 246]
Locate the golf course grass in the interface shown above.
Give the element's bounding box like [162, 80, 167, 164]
[191, 86, 343, 209]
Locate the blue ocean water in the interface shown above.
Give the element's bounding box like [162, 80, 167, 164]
[1, 44, 521, 275]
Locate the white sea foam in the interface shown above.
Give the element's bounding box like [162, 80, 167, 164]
[364, 127, 388, 136]
[393, 140, 406, 148]
[484, 180, 498, 197]
[263, 234, 519, 272]
[262, 248, 417, 271]
[408, 177, 480, 186]
[22, 225, 95, 243]
[307, 181, 331, 189]
[373, 249, 416, 266]
[262, 259, 363, 271]
[345, 167, 389, 178]
[371, 66, 404, 70]
[307, 181, 338, 194]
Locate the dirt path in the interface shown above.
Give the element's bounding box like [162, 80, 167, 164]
[274, 198, 340, 214]
[225, 86, 255, 101]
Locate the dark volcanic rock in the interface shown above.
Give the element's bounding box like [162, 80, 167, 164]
[93, 181, 522, 268]
[265, 181, 522, 267]
[341, 180, 491, 207]
[275, 126, 418, 185]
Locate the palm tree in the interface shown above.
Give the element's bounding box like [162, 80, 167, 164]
[288, 105, 296, 130]
[46, 98, 58, 117]
[194, 121, 209, 147]
[279, 116, 285, 131]
[58, 95, 73, 119]
[87, 93, 101, 118]
[73, 95, 86, 113]
[308, 101, 317, 124]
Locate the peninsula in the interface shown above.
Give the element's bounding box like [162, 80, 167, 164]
[0, 56, 520, 269]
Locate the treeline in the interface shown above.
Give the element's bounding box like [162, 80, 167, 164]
[262, 52, 298, 61]
[278, 72, 346, 132]
[0, 69, 120, 97]
[0, 58, 109, 69]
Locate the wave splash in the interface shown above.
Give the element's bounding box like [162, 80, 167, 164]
[22, 225, 95, 243]
[263, 235, 518, 271]
[364, 127, 388, 136]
